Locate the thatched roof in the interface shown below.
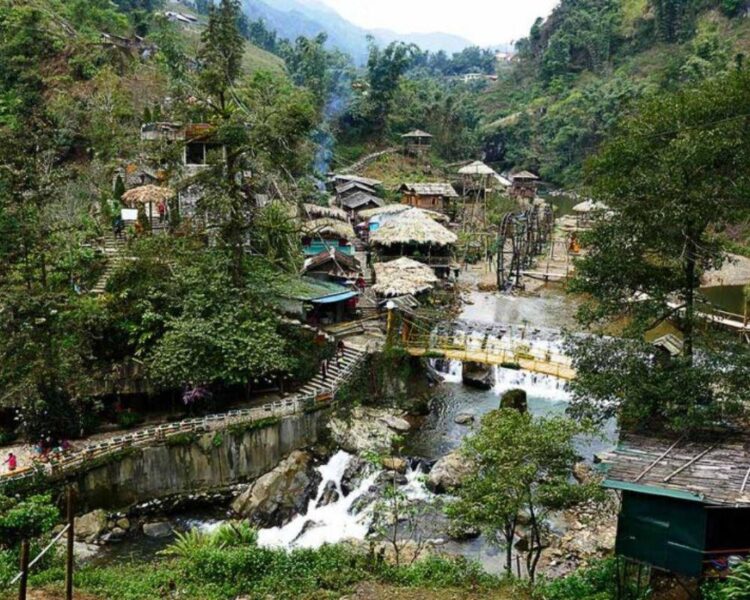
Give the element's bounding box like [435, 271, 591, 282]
[458, 161, 497, 176]
[400, 183, 459, 199]
[373, 257, 439, 297]
[340, 191, 384, 210]
[512, 170, 539, 181]
[302, 203, 348, 222]
[359, 204, 409, 219]
[370, 208, 457, 247]
[121, 185, 175, 206]
[401, 129, 433, 139]
[301, 218, 356, 240]
[359, 204, 450, 223]
[573, 200, 609, 213]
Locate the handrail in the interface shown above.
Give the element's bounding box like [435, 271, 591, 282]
[0, 349, 367, 486]
[10, 524, 70, 585]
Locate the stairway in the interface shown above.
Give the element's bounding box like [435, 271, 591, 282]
[295, 346, 365, 400]
[92, 232, 126, 294]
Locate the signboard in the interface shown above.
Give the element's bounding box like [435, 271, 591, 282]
[121, 208, 138, 222]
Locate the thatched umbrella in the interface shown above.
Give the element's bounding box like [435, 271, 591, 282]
[121, 185, 175, 207]
[370, 208, 457, 248]
[458, 160, 497, 176]
[373, 257, 439, 297]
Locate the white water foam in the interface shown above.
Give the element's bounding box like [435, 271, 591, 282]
[493, 366, 570, 402]
[257, 451, 432, 550]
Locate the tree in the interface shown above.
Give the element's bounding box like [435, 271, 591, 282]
[197, 0, 245, 113]
[365, 39, 417, 134]
[567, 68, 750, 432]
[446, 410, 600, 581]
[0, 494, 59, 550]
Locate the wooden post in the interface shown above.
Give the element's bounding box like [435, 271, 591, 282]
[18, 540, 29, 600]
[65, 487, 76, 600]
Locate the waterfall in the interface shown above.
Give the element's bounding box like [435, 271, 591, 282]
[430, 359, 463, 383]
[493, 366, 570, 401]
[257, 451, 432, 550]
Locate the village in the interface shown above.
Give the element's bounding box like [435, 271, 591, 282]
[4, 1, 750, 599]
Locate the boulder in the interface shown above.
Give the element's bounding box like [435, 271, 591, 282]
[115, 517, 131, 530]
[454, 413, 475, 425]
[572, 461, 594, 484]
[317, 480, 340, 508]
[74, 510, 108, 542]
[500, 388, 528, 413]
[72, 541, 100, 562]
[341, 455, 368, 496]
[382, 457, 407, 474]
[232, 450, 319, 527]
[143, 521, 173, 538]
[462, 363, 493, 390]
[329, 407, 411, 453]
[427, 450, 474, 493]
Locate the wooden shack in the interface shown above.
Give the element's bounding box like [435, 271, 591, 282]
[597, 433, 750, 579]
[302, 248, 362, 284]
[339, 191, 384, 219]
[401, 129, 433, 156]
[510, 170, 539, 200]
[400, 183, 459, 214]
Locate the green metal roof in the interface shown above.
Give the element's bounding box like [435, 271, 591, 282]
[602, 479, 705, 503]
[278, 276, 355, 302]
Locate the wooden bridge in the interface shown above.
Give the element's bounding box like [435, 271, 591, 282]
[402, 331, 576, 380]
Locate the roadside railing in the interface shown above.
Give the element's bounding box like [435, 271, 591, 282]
[0, 348, 367, 487]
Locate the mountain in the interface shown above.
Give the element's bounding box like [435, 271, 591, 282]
[242, 0, 476, 62]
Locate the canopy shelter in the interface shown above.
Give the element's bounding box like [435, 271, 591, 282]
[572, 200, 610, 228]
[597, 432, 750, 578]
[301, 218, 357, 257]
[121, 185, 175, 227]
[277, 276, 359, 325]
[401, 129, 433, 157]
[510, 170, 539, 201]
[373, 257, 439, 297]
[302, 248, 362, 282]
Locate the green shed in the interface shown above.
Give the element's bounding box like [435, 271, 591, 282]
[599, 433, 750, 578]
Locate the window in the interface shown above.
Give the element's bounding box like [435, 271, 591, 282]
[185, 142, 206, 165]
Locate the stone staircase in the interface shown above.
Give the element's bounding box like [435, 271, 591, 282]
[296, 346, 365, 399]
[92, 232, 126, 294]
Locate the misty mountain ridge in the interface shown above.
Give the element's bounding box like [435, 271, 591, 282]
[242, 0, 486, 61]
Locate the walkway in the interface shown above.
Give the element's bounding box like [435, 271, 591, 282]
[0, 345, 367, 485]
[92, 231, 126, 294]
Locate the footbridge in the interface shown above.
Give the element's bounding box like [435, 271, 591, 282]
[399, 318, 576, 380]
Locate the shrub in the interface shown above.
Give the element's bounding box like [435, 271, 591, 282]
[117, 410, 144, 430]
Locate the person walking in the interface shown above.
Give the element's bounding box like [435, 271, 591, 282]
[3, 452, 17, 473]
[157, 200, 166, 224]
[335, 340, 345, 368]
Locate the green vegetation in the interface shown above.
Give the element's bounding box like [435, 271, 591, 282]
[567, 67, 750, 433]
[447, 409, 601, 580]
[227, 416, 280, 437]
[481, 0, 750, 185]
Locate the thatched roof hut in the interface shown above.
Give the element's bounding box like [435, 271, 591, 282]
[121, 185, 175, 207]
[572, 200, 609, 213]
[302, 203, 348, 222]
[303, 248, 361, 279]
[340, 191, 384, 211]
[301, 218, 356, 241]
[512, 170, 539, 182]
[458, 161, 497, 176]
[399, 183, 459, 199]
[401, 129, 433, 139]
[373, 257, 439, 297]
[370, 208, 457, 248]
[359, 204, 449, 224]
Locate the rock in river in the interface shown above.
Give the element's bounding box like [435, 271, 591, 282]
[232, 450, 320, 527]
[462, 362, 493, 390]
[329, 407, 412, 453]
[74, 510, 108, 542]
[427, 450, 474, 493]
[454, 413, 475, 425]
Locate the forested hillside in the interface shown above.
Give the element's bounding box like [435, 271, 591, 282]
[481, 0, 750, 186]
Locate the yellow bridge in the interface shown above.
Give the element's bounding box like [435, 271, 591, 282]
[403, 332, 577, 381]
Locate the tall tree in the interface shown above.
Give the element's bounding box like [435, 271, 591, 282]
[567, 67, 750, 432]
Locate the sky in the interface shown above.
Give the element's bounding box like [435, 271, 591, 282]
[313, 0, 560, 46]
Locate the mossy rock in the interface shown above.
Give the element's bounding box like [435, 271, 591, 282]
[500, 388, 528, 413]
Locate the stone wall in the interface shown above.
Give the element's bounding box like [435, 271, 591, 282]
[74, 409, 330, 511]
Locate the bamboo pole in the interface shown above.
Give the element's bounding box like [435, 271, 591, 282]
[18, 540, 29, 600]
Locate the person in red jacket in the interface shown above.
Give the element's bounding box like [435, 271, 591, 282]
[3, 452, 17, 472]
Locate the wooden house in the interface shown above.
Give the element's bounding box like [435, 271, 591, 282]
[400, 183, 459, 213]
[336, 181, 378, 199]
[401, 130, 433, 156]
[277, 277, 359, 325]
[510, 170, 539, 200]
[597, 433, 750, 579]
[302, 248, 362, 284]
[301, 218, 357, 257]
[339, 191, 384, 219]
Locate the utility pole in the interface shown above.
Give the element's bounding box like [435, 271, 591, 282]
[18, 540, 29, 600]
[65, 487, 76, 600]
